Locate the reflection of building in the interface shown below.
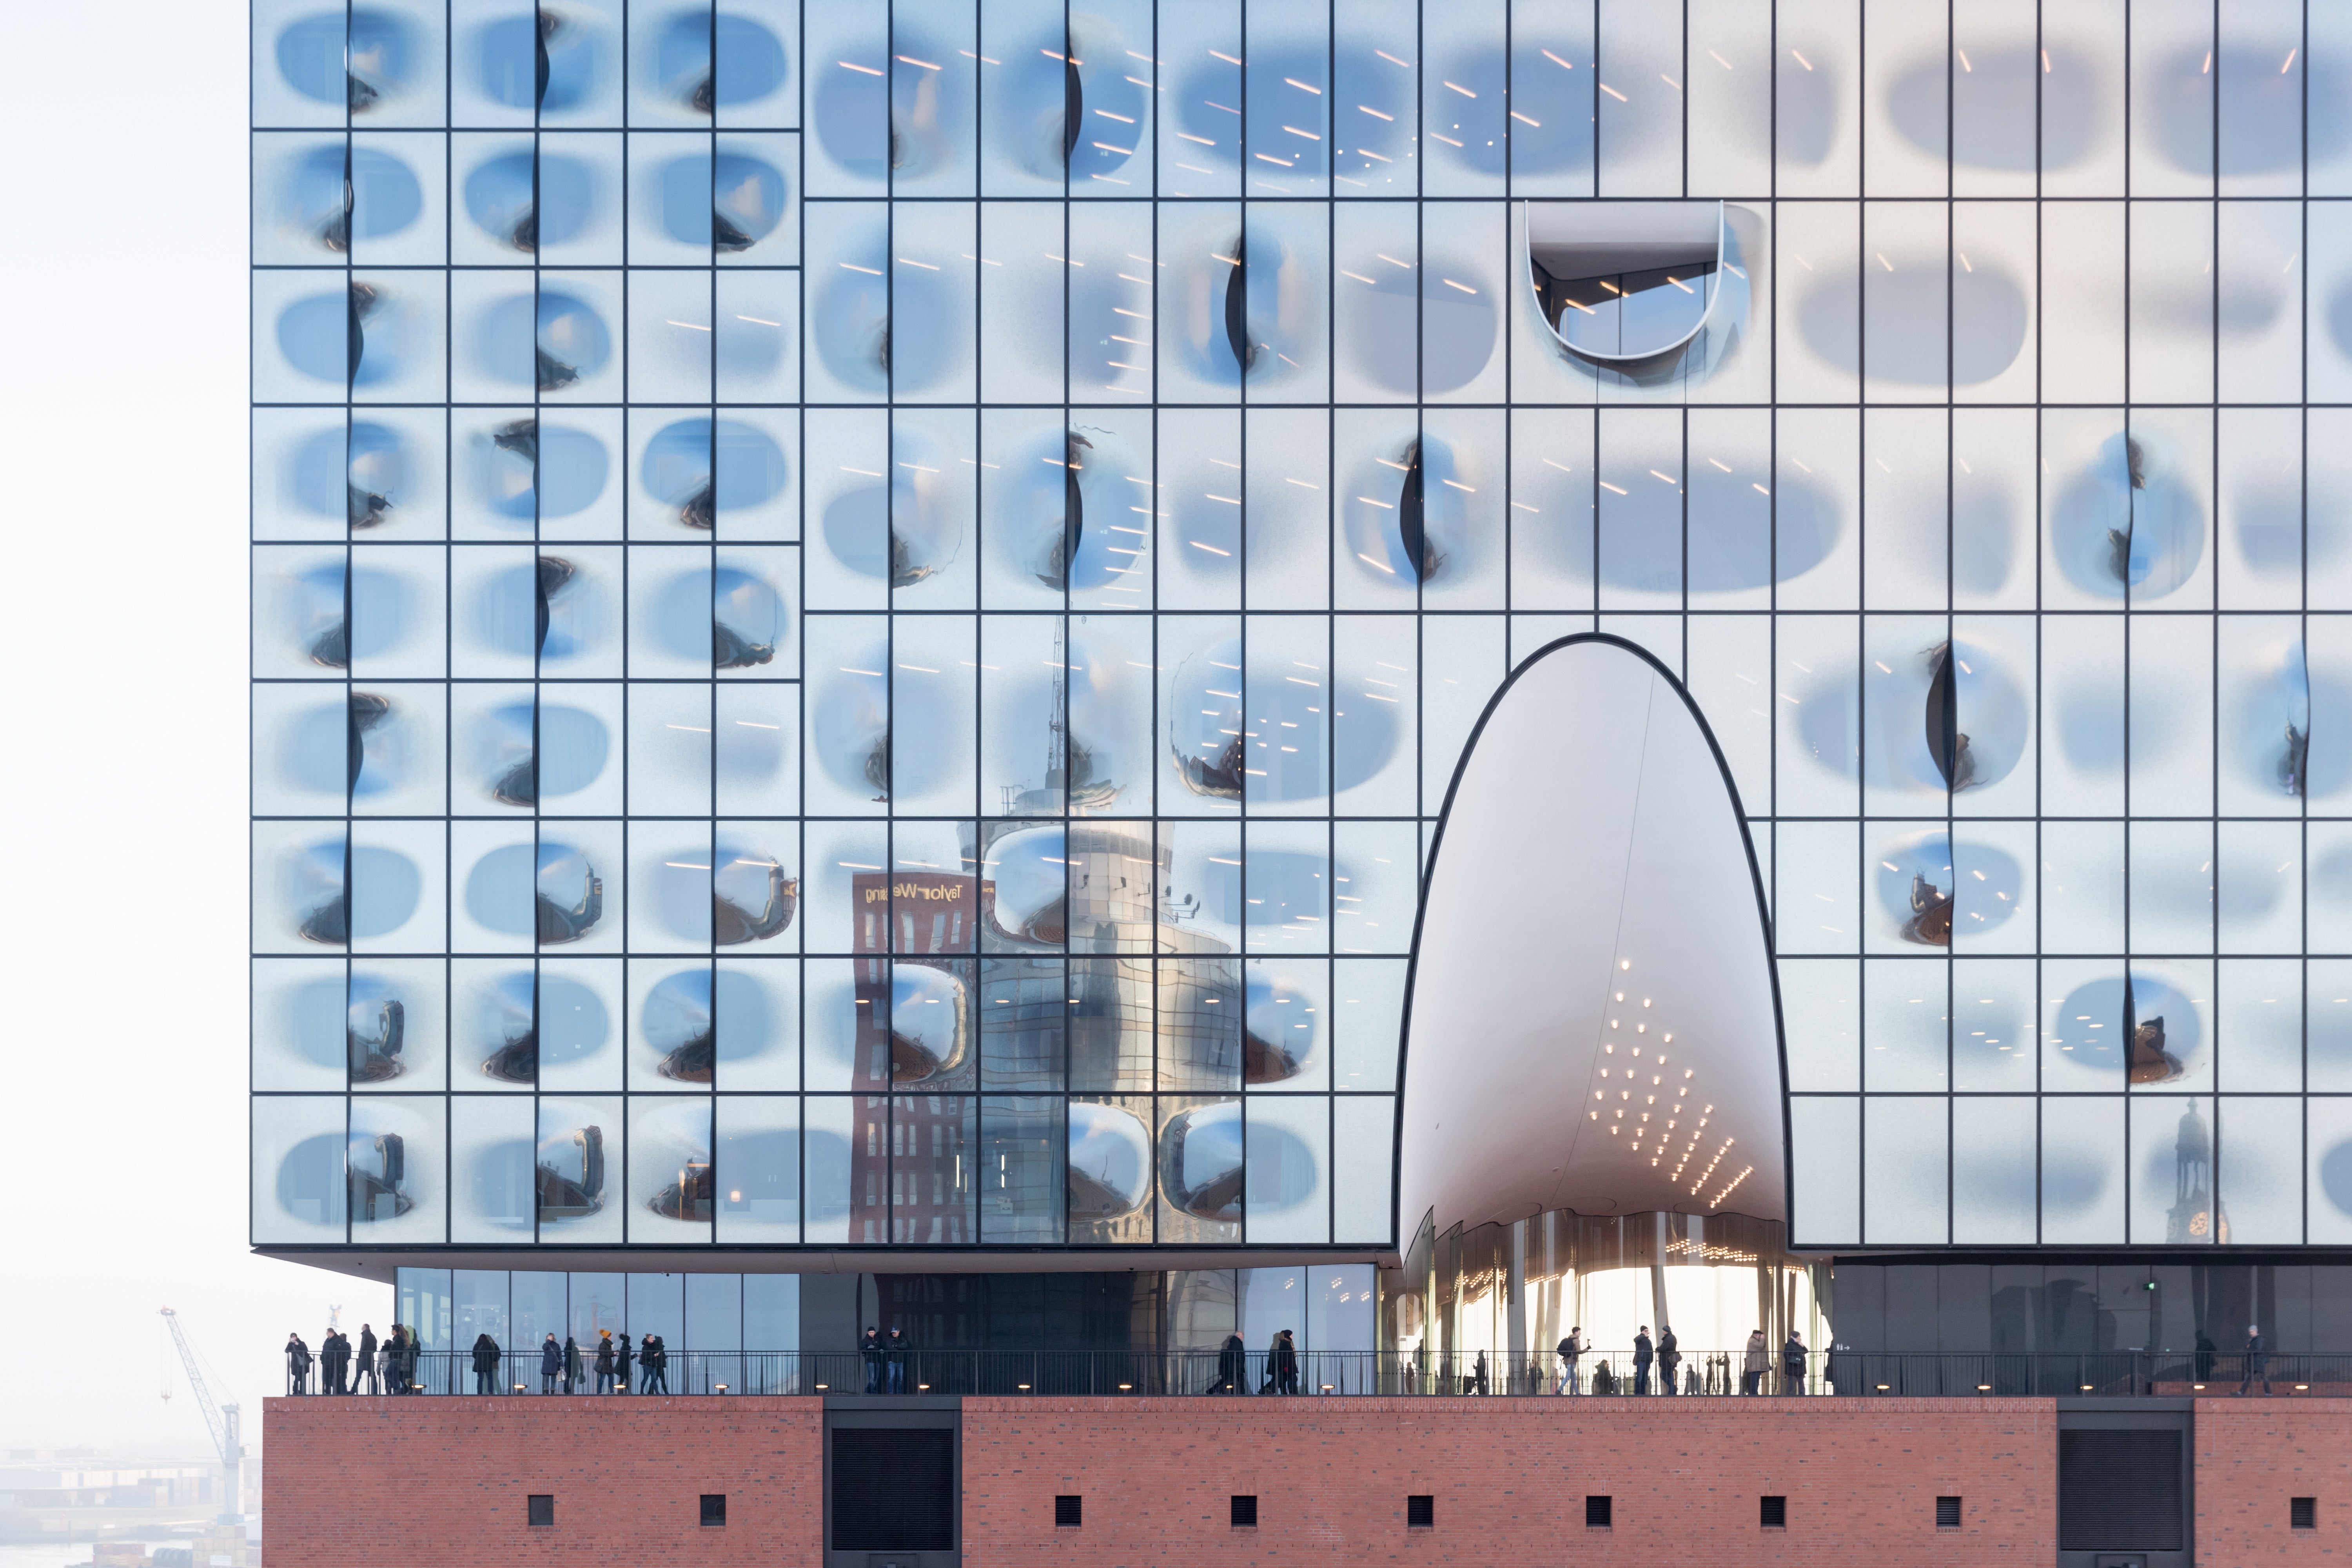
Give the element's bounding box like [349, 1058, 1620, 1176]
[2166, 1102, 2227, 1247]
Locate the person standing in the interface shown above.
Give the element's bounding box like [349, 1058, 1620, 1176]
[1632, 1327, 1654, 1396]
[539, 1332, 563, 1394]
[1781, 1329, 1808, 1395]
[352, 1324, 379, 1395]
[284, 1332, 312, 1395]
[401, 1325, 423, 1394]
[2238, 1324, 2272, 1396]
[614, 1330, 633, 1395]
[885, 1326, 911, 1394]
[472, 1332, 502, 1394]
[860, 1327, 885, 1394]
[1657, 1326, 1681, 1396]
[593, 1331, 616, 1394]
[563, 1334, 583, 1395]
[1557, 1327, 1583, 1395]
[1741, 1328, 1769, 1396]
[1216, 1331, 1245, 1395]
[642, 1333, 670, 1394]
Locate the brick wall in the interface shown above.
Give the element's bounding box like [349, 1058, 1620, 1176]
[2196, 1395, 2352, 1562]
[261, 1396, 822, 1567]
[962, 1396, 2055, 1566]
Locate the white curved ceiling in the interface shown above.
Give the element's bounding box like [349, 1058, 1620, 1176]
[1397, 638, 1784, 1240]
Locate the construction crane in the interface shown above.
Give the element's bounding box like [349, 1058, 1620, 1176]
[160, 1307, 244, 1522]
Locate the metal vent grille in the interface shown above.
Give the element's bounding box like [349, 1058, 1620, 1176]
[1586, 1495, 1613, 1528]
[1760, 1495, 1786, 1528]
[1231, 1495, 1258, 1528]
[2294, 1497, 2318, 1530]
[2058, 1430, 2183, 1552]
[1407, 1495, 1434, 1527]
[700, 1494, 726, 1527]
[1936, 1495, 1962, 1528]
[1056, 1494, 1082, 1528]
[527, 1494, 554, 1528]
[832, 1429, 953, 1552]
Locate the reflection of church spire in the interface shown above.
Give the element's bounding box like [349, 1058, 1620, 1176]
[2165, 1101, 2226, 1244]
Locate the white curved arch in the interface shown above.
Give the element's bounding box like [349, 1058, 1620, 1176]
[1397, 637, 1785, 1241]
[1523, 199, 1726, 365]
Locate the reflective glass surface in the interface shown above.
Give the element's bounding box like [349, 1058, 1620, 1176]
[261, 1, 2352, 1257]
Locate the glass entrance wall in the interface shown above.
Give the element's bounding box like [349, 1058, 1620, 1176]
[257, 2, 2352, 1262]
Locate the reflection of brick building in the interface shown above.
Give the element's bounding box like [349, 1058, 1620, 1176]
[844, 828, 1243, 1247]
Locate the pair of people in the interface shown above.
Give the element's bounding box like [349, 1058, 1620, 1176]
[1262, 1329, 1299, 1395]
[859, 1326, 913, 1393]
[1630, 1327, 1682, 1395]
[317, 1327, 355, 1394]
[639, 1332, 670, 1394]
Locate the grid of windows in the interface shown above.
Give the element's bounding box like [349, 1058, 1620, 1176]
[252, 0, 2352, 1257]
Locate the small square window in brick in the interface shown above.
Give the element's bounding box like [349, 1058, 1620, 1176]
[701, 1494, 726, 1527]
[1231, 1495, 1258, 1528]
[1760, 1495, 1786, 1528]
[1936, 1496, 1962, 1528]
[1586, 1495, 1612, 1528]
[527, 1495, 554, 1528]
[1056, 1495, 1082, 1528]
[1406, 1495, 1434, 1528]
[2293, 1497, 2317, 1530]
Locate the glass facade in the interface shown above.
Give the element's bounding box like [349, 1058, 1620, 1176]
[255, 0, 2352, 1259]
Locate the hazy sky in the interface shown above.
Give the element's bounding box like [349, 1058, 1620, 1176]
[0, 0, 390, 1465]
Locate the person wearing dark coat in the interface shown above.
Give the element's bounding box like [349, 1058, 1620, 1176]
[593, 1332, 616, 1394]
[1590, 1359, 1617, 1395]
[472, 1333, 503, 1394]
[2238, 1324, 2272, 1396]
[1632, 1328, 1655, 1396]
[860, 1327, 886, 1394]
[317, 1330, 345, 1396]
[539, 1333, 563, 1394]
[1781, 1330, 1808, 1395]
[1467, 1347, 1486, 1397]
[563, 1334, 583, 1394]
[614, 1332, 633, 1394]
[641, 1333, 670, 1394]
[285, 1333, 312, 1395]
[885, 1327, 912, 1394]
[353, 1325, 379, 1395]
[2194, 1329, 2217, 1382]
[1657, 1326, 1681, 1396]
[1272, 1330, 1300, 1396]
[1214, 1332, 1246, 1395]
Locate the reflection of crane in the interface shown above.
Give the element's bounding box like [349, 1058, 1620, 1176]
[159, 1308, 243, 1522]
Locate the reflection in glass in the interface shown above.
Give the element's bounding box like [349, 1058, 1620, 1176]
[347, 1126, 413, 1221]
[347, 971, 407, 1081]
[1067, 1098, 1152, 1221]
[1159, 1098, 1243, 1222]
[536, 840, 606, 944]
[1526, 201, 1724, 364]
[535, 1122, 606, 1221]
[890, 961, 971, 1082]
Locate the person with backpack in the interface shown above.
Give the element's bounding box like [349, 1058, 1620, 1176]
[1556, 1327, 1583, 1394]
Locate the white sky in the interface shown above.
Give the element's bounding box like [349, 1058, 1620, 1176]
[0, 0, 390, 1466]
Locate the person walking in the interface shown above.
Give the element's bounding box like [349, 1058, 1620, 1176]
[1781, 1329, 1808, 1395]
[1657, 1326, 1681, 1396]
[614, 1330, 633, 1394]
[1632, 1327, 1654, 1396]
[593, 1331, 616, 1395]
[352, 1324, 379, 1395]
[563, 1334, 583, 1395]
[471, 1332, 502, 1394]
[1274, 1330, 1301, 1396]
[378, 1328, 399, 1395]
[2237, 1324, 2272, 1396]
[539, 1332, 563, 1394]
[2194, 1329, 2217, 1383]
[1557, 1327, 1583, 1395]
[1741, 1328, 1769, 1396]
[1215, 1331, 1245, 1395]
[1469, 1347, 1488, 1397]
[885, 1326, 911, 1394]
[642, 1333, 670, 1394]
[284, 1332, 312, 1395]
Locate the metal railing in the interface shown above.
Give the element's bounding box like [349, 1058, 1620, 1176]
[279, 1348, 2350, 1398]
